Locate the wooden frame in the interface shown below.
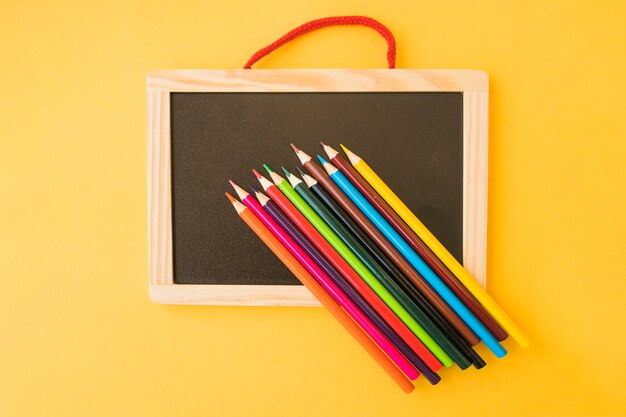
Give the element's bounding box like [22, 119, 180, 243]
[147, 69, 489, 305]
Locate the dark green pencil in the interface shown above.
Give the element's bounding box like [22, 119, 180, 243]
[296, 167, 486, 369]
[283, 166, 470, 369]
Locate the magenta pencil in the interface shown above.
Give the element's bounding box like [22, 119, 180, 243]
[229, 180, 420, 381]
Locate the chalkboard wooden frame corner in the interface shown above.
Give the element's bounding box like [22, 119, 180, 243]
[147, 69, 489, 305]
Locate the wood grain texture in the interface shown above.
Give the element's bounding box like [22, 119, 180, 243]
[147, 91, 173, 286]
[149, 284, 319, 306]
[147, 69, 488, 93]
[147, 69, 488, 305]
[463, 91, 489, 288]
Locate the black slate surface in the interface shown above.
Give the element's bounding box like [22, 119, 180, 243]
[170, 92, 463, 285]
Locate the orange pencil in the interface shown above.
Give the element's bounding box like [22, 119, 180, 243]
[226, 192, 414, 393]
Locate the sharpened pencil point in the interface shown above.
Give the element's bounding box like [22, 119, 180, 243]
[296, 167, 307, 177]
[263, 164, 274, 174]
[267, 169, 284, 186]
[225, 192, 237, 204]
[252, 169, 263, 179]
[228, 180, 249, 201]
[291, 146, 311, 165]
[319, 141, 327, 148]
[341, 144, 361, 165]
[225, 192, 246, 214]
[285, 168, 303, 188]
[249, 185, 260, 194]
[281, 166, 292, 178]
[289, 143, 301, 153]
[253, 188, 270, 205]
[254, 171, 274, 191]
[318, 157, 338, 175]
[321, 143, 339, 160]
[301, 171, 318, 188]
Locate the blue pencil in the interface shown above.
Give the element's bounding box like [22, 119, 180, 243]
[317, 155, 507, 358]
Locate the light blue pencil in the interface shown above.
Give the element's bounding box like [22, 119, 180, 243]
[318, 155, 507, 358]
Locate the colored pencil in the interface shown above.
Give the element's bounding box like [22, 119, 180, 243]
[285, 168, 461, 368]
[226, 193, 415, 392]
[322, 142, 508, 342]
[252, 187, 441, 383]
[318, 157, 507, 358]
[228, 181, 420, 380]
[291, 146, 480, 347]
[298, 167, 486, 369]
[263, 165, 455, 365]
[341, 145, 530, 348]
[252, 170, 444, 374]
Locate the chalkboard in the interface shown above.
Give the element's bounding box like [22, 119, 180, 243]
[147, 69, 489, 305]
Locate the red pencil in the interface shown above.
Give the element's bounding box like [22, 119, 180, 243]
[253, 169, 443, 372]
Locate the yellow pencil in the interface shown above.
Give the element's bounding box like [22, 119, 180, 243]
[341, 144, 530, 348]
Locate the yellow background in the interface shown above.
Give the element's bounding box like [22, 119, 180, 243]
[1, 0, 625, 415]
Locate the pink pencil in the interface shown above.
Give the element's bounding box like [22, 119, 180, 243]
[229, 180, 419, 380]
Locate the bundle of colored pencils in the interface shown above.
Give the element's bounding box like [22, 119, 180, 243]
[226, 143, 529, 392]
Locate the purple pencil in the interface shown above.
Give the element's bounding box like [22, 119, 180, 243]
[250, 186, 440, 385]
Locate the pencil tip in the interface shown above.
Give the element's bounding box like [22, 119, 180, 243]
[263, 163, 274, 174]
[321, 142, 339, 160]
[319, 141, 326, 148]
[341, 144, 361, 165]
[301, 170, 318, 188]
[281, 166, 291, 177]
[317, 155, 328, 165]
[228, 180, 249, 200]
[225, 192, 237, 204]
[292, 145, 311, 165]
[289, 143, 301, 154]
[296, 167, 306, 177]
[252, 169, 262, 179]
[249, 185, 260, 194]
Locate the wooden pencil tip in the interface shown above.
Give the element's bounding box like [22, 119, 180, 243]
[225, 192, 237, 204]
[252, 169, 263, 179]
[228, 180, 249, 201]
[301, 171, 318, 188]
[289, 143, 301, 154]
[296, 167, 307, 177]
[292, 146, 311, 165]
[263, 164, 274, 174]
[322, 143, 339, 160]
[340, 144, 361, 165]
[285, 168, 302, 188]
[249, 185, 260, 195]
[281, 166, 291, 177]
[226, 192, 246, 214]
[254, 188, 270, 205]
[254, 171, 273, 191]
[317, 156, 337, 175]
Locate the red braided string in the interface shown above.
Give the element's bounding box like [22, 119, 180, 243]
[243, 16, 396, 69]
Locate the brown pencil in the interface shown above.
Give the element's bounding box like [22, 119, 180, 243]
[321, 142, 508, 342]
[291, 144, 480, 346]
